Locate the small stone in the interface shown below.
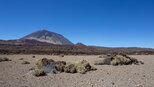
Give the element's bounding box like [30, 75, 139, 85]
[111, 82, 115, 85]
[136, 84, 143, 87]
[0, 80, 4, 84]
[19, 58, 24, 60]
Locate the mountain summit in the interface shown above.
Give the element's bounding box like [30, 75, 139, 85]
[21, 29, 73, 45]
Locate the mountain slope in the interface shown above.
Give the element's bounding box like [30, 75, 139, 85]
[20, 29, 73, 45]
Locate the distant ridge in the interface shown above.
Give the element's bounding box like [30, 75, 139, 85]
[20, 29, 73, 45]
[0, 29, 154, 55]
[76, 42, 87, 47]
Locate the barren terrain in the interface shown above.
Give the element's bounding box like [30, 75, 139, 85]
[0, 55, 154, 87]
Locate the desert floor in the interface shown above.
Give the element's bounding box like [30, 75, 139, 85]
[0, 55, 154, 87]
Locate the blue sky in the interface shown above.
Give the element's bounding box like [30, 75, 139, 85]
[0, 0, 154, 48]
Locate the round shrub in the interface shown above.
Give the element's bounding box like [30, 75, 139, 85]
[33, 69, 46, 77]
[35, 58, 55, 67]
[64, 64, 76, 73]
[56, 61, 66, 72]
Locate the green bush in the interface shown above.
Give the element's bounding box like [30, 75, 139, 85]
[63, 60, 97, 74]
[21, 61, 30, 64]
[35, 59, 44, 67]
[64, 63, 76, 73]
[95, 54, 143, 66]
[76, 60, 91, 74]
[56, 61, 66, 72]
[111, 55, 132, 65]
[130, 57, 138, 63]
[33, 69, 46, 77]
[35, 58, 55, 67]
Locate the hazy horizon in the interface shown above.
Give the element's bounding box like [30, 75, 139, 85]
[0, 0, 153, 48]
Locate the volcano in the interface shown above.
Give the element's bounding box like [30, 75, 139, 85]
[20, 29, 73, 45]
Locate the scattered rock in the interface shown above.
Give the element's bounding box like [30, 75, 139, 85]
[143, 75, 146, 77]
[136, 84, 143, 87]
[19, 58, 24, 60]
[32, 56, 35, 58]
[0, 80, 4, 84]
[111, 82, 115, 85]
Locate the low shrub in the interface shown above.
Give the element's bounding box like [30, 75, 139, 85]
[35, 58, 55, 67]
[95, 53, 144, 66]
[111, 55, 131, 65]
[33, 69, 46, 77]
[29, 58, 96, 76]
[63, 60, 97, 74]
[76, 60, 91, 74]
[56, 61, 66, 72]
[64, 63, 76, 73]
[99, 55, 103, 58]
[0, 57, 11, 62]
[21, 61, 30, 64]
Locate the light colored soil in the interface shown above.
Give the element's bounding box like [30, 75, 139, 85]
[0, 55, 154, 87]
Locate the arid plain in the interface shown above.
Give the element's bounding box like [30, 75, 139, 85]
[0, 55, 154, 87]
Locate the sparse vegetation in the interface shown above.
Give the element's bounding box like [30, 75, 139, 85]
[99, 55, 103, 58]
[95, 53, 144, 66]
[21, 61, 30, 64]
[0, 57, 11, 62]
[111, 55, 132, 65]
[32, 58, 96, 75]
[64, 63, 76, 73]
[63, 60, 97, 74]
[35, 58, 55, 67]
[56, 61, 66, 72]
[33, 69, 46, 77]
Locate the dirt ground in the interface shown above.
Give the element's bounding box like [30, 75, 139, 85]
[0, 55, 154, 87]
